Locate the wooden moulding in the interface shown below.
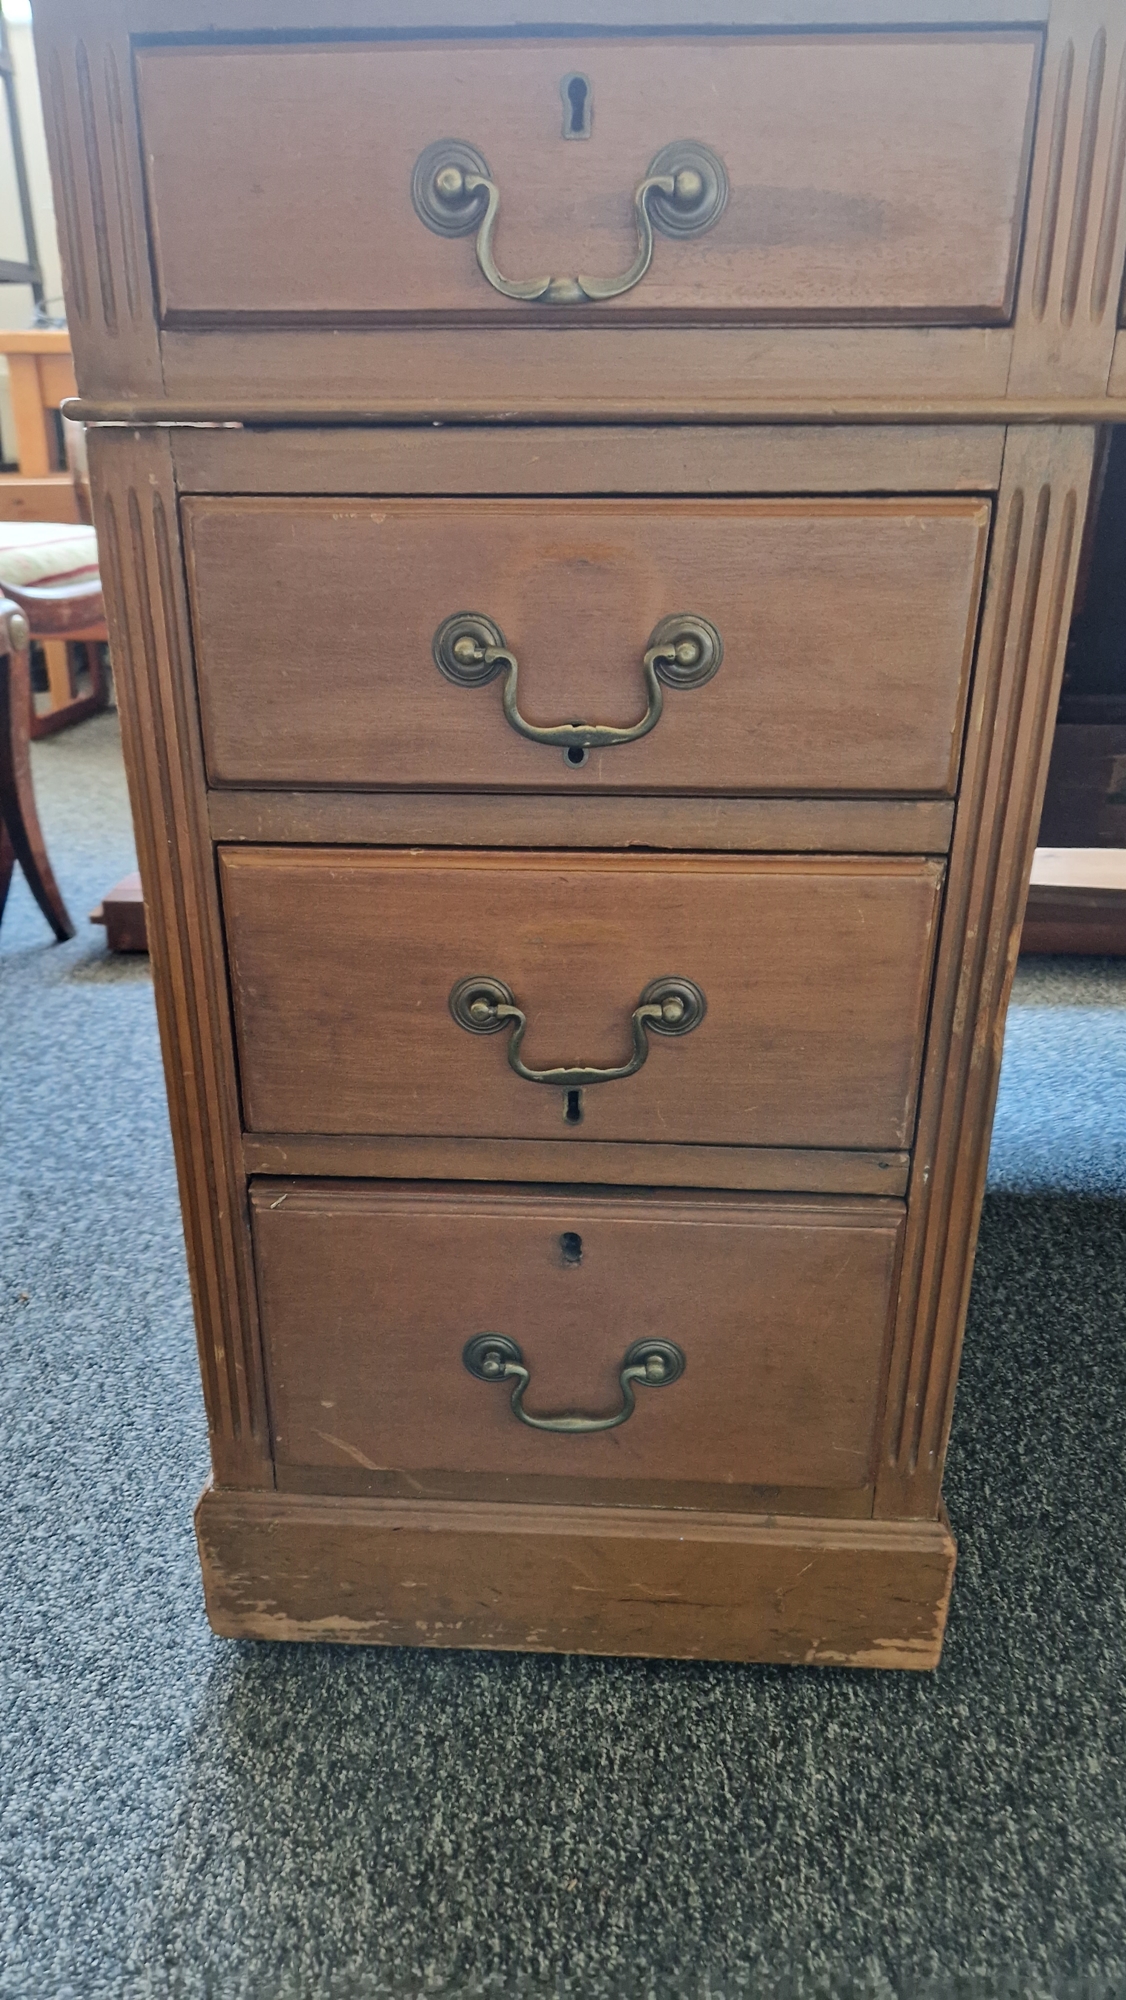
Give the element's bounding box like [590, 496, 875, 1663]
[208, 793, 956, 857]
[876, 425, 1096, 1518]
[32, 0, 1126, 415]
[242, 1135, 909, 1197]
[87, 425, 272, 1486]
[172, 423, 1007, 497]
[195, 1483, 957, 1669]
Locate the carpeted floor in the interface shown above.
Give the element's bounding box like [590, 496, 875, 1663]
[1, 713, 1124, 2000]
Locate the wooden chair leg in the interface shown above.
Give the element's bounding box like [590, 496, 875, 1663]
[0, 608, 76, 942]
[0, 818, 15, 928]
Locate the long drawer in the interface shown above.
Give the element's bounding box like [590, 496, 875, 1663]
[251, 1180, 904, 1510]
[187, 497, 989, 795]
[221, 849, 942, 1149]
[137, 32, 1039, 328]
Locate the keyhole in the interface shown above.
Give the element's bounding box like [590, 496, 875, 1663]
[568, 77, 588, 133]
[560, 1231, 583, 1266]
[561, 73, 591, 139]
[563, 1087, 584, 1125]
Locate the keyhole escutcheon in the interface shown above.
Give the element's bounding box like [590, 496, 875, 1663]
[561, 73, 592, 139]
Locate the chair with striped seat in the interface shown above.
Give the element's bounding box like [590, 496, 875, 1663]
[0, 523, 108, 942]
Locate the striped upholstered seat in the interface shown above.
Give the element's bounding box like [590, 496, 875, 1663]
[0, 522, 100, 590]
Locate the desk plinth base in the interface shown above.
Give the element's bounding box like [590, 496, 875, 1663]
[195, 1484, 956, 1671]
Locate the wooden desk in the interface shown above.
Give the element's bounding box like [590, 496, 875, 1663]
[34, 0, 1125, 1671]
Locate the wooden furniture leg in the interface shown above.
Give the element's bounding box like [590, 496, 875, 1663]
[0, 818, 15, 925]
[0, 599, 75, 941]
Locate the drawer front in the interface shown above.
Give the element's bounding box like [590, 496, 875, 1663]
[251, 1181, 904, 1504]
[137, 33, 1038, 327]
[222, 849, 942, 1149]
[187, 498, 989, 795]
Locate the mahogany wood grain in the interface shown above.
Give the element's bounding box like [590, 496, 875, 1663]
[242, 1135, 909, 1197]
[32, 0, 1114, 1673]
[28, 10, 162, 402]
[195, 1483, 956, 1668]
[250, 1181, 902, 1504]
[136, 34, 1038, 329]
[171, 423, 1007, 498]
[35, 0, 1126, 418]
[87, 427, 271, 1485]
[876, 426, 1096, 1517]
[1008, 0, 1126, 399]
[208, 792, 955, 858]
[221, 849, 943, 1151]
[187, 498, 989, 798]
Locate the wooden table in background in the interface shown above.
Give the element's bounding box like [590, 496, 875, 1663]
[0, 328, 78, 522]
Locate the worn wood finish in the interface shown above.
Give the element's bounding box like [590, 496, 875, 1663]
[222, 849, 942, 1150]
[1008, 0, 1126, 397]
[171, 424, 1008, 498]
[188, 498, 988, 797]
[25, 11, 161, 402]
[137, 34, 1038, 330]
[87, 427, 270, 1485]
[35, 0, 1126, 416]
[208, 792, 955, 858]
[34, 0, 1117, 1669]
[251, 1181, 903, 1503]
[195, 1484, 956, 1668]
[243, 1135, 909, 1197]
[877, 426, 1095, 1519]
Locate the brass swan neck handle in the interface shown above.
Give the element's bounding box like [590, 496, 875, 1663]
[449, 974, 706, 1089]
[411, 139, 728, 304]
[463, 1334, 686, 1433]
[433, 611, 723, 768]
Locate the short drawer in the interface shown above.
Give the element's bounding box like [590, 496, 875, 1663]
[251, 1180, 904, 1509]
[137, 33, 1038, 327]
[222, 849, 942, 1150]
[187, 497, 989, 795]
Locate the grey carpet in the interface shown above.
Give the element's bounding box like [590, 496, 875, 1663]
[2, 714, 1124, 2000]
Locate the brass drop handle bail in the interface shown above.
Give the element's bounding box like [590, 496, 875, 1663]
[450, 973, 706, 1088]
[463, 1333, 686, 1432]
[434, 611, 722, 768]
[411, 139, 728, 304]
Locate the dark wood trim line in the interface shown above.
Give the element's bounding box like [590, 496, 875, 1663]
[66, 397, 1126, 426]
[241, 1132, 911, 1197]
[207, 792, 955, 855]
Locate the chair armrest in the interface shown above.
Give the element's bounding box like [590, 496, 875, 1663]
[2, 576, 105, 637]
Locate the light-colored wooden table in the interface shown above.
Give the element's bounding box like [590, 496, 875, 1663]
[0, 328, 78, 521]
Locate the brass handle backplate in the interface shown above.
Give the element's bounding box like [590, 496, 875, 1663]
[463, 1333, 686, 1433]
[450, 973, 706, 1088]
[411, 138, 728, 304]
[434, 611, 722, 768]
